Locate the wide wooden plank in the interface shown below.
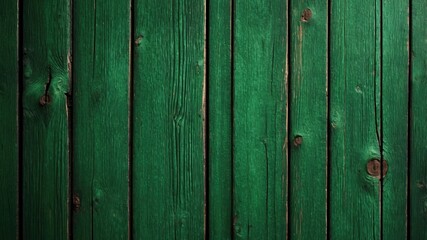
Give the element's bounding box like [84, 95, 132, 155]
[410, 0, 427, 239]
[289, 1, 328, 239]
[233, 1, 288, 239]
[72, 0, 130, 239]
[208, 0, 232, 239]
[132, 1, 206, 239]
[329, 0, 381, 238]
[0, 0, 18, 238]
[22, 0, 71, 238]
[382, 0, 409, 238]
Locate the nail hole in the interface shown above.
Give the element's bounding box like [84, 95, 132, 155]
[293, 135, 303, 146]
[135, 35, 144, 46]
[39, 95, 51, 106]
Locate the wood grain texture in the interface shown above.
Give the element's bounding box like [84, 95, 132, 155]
[22, 0, 71, 238]
[410, 0, 427, 239]
[208, 0, 232, 239]
[233, 1, 288, 239]
[382, 0, 409, 238]
[132, 1, 206, 239]
[0, 0, 18, 238]
[329, 0, 382, 238]
[72, 0, 130, 239]
[289, 1, 328, 239]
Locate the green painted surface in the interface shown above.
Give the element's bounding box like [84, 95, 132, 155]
[208, 0, 232, 239]
[132, 1, 206, 239]
[0, 2, 425, 239]
[72, 0, 130, 239]
[329, 0, 381, 238]
[22, 0, 71, 238]
[382, 0, 409, 238]
[0, 0, 18, 238]
[233, 1, 288, 239]
[410, 0, 427, 239]
[289, 1, 328, 239]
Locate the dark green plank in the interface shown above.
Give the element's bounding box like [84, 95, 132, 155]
[208, 0, 232, 239]
[132, 1, 205, 239]
[72, 0, 130, 239]
[233, 1, 288, 239]
[289, 1, 328, 239]
[410, 0, 427, 239]
[0, 0, 18, 238]
[22, 0, 71, 238]
[382, 0, 409, 238]
[329, 0, 381, 238]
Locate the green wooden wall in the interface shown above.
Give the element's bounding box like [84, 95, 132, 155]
[0, 0, 425, 239]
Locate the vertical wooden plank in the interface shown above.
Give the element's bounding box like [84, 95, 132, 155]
[72, 0, 130, 239]
[233, 0, 288, 239]
[0, 0, 18, 238]
[329, 0, 382, 238]
[382, 0, 409, 238]
[22, 0, 71, 238]
[410, 0, 427, 239]
[132, 1, 206, 239]
[208, 0, 232, 239]
[289, 1, 328, 239]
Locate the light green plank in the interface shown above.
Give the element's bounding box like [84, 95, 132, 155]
[382, 0, 409, 238]
[233, 0, 288, 239]
[0, 0, 18, 238]
[132, 1, 206, 239]
[289, 1, 328, 239]
[329, 0, 381, 238]
[72, 0, 130, 239]
[208, 0, 232, 239]
[22, 0, 71, 238]
[410, 0, 427, 239]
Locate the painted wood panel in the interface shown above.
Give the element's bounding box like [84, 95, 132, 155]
[132, 1, 206, 239]
[0, 0, 18, 238]
[329, 0, 382, 238]
[72, 0, 131, 239]
[22, 0, 71, 238]
[289, 1, 328, 239]
[382, 0, 409, 238]
[410, 0, 427, 239]
[208, 0, 232, 239]
[233, 0, 288, 239]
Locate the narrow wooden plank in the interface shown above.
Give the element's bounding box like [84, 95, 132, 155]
[132, 1, 206, 239]
[0, 0, 18, 238]
[289, 1, 328, 239]
[72, 0, 130, 239]
[22, 0, 71, 238]
[382, 0, 409, 238]
[329, 0, 382, 238]
[233, 1, 288, 239]
[208, 0, 232, 239]
[410, 0, 427, 239]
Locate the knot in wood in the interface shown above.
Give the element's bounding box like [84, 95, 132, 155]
[293, 135, 303, 146]
[301, 8, 312, 22]
[366, 159, 388, 178]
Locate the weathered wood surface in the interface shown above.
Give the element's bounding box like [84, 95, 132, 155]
[1, 1, 425, 239]
[132, 1, 206, 239]
[410, 0, 427, 239]
[289, 2, 328, 239]
[233, 0, 288, 239]
[382, 0, 409, 238]
[208, 0, 232, 239]
[72, 0, 130, 239]
[329, 0, 382, 238]
[0, 0, 18, 238]
[22, 0, 71, 238]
